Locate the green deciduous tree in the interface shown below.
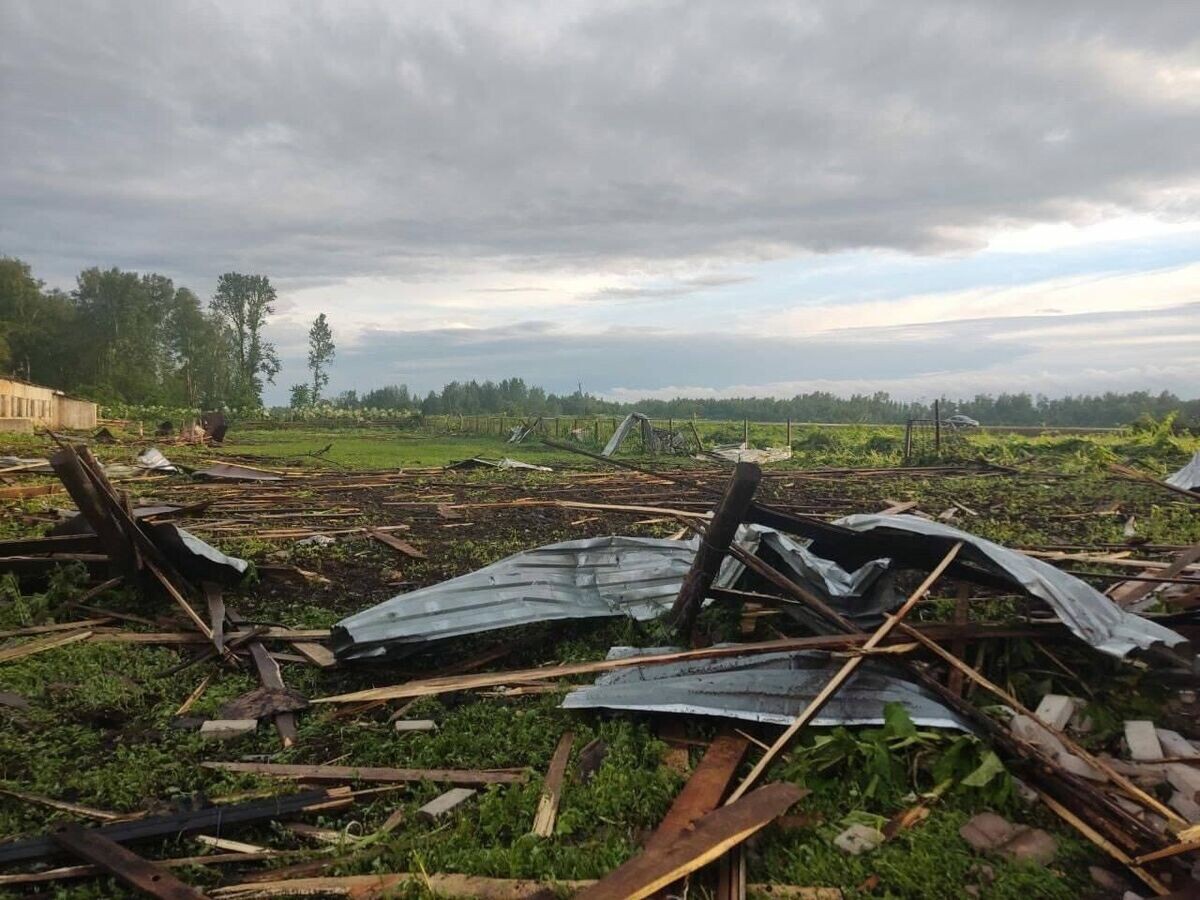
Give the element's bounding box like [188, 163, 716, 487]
[307, 313, 335, 402]
[211, 273, 281, 407]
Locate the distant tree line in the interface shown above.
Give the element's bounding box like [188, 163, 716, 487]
[327, 377, 1200, 428]
[0, 256, 337, 411]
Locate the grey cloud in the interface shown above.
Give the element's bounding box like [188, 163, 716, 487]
[3, 1, 1200, 289]
[272, 301, 1200, 404]
[591, 273, 755, 300]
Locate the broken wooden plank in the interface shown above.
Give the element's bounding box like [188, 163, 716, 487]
[227, 606, 298, 748]
[291, 642, 336, 668]
[0, 852, 280, 888]
[0, 629, 92, 664]
[314, 622, 1037, 705]
[200, 761, 525, 785]
[0, 482, 64, 500]
[50, 821, 211, 899]
[0, 789, 344, 866]
[531, 732, 574, 837]
[209, 874, 841, 899]
[669, 462, 761, 634]
[0, 787, 127, 822]
[645, 733, 750, 851]
[418, 787, 476, 821]
[368, 527, 426, 560]
[204, 582, 226, 653]
[575, 782, 805, 900]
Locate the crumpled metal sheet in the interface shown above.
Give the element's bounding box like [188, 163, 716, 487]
[332, 526, 896, 660]
[333, 535, 731, 660]
[601, 413, 647, 457]
[194, 462, 283, 481]
[331, 535, 739, 662]
[835, 514, 1186, 657]
[136, 447, 178, 472]
[446, 457, 552, 472]
[0, 456, 53, 473]
[704, 445, 793, 465]
[562, 646, 969, 730]
[1166, 451, 1200, 491]
[733, 525, 897, 624]
[145, 522, 249, 585]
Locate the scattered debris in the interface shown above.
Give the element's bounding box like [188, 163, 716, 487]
[392, 719, 437, 733]
[1165, 449, 1200, 492]
[446, 456, 553, 472]
[959, 812, 1058, 866]
[562, 646, 970, 730]
[417, 787, 477, 821]
[136, 447, 178, 473]
[834, 823, 885, 856]
[199, 719, 258, 741]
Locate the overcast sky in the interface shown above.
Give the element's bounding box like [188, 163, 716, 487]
[2, 1, 1198, 404]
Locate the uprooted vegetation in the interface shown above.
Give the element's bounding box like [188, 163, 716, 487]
[0, 421, 1197, 899]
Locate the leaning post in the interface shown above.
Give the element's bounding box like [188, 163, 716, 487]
[669, 461, 762, 638]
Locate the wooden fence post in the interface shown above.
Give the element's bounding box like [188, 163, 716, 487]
[669, 462, 762, 637]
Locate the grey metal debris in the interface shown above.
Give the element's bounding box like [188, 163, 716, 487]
[446, 456, 552, 472]
[704, 444, 793, 465]
[194, 462, 283, 482]
[1165, 450, 1200, 491]
[561, 646, 970, 730]
[733, 525, 898, 625]
[834, 514, 1186, 657]
[602, 413, 688, 457]
[136, 447, 178, 473]
[144, 522, 250, 584]
[333, 535, 730, 660]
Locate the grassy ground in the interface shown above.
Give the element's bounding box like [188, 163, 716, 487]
[0, 422, 1196, 898]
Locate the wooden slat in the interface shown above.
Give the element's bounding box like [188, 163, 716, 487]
[645, 733, 750, 851]
[201, 761, 526, 785]
[51, 822, 210, 899]
[314, 620, 1036, 705]
[575, 783, 805, 900]
[0, 629, 92, 663]
[368, 527, 426, 560]
[204, 582, 226, 653]
[531, 732, 574, 837]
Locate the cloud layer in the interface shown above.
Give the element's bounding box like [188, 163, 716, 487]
[2, 1, 1198, 403]
[4, 0, 1200, 287]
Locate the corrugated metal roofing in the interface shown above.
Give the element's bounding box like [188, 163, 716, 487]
[562, 646, 969, 730]
[835, 514, 1186, 657]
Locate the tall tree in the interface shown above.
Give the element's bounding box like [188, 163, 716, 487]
[307, 313, 335, 403]
[210, 273, 280, 407]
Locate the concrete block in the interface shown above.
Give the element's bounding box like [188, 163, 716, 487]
[1033, 695, 1076, 731]
[199, 719, 258, 740]
[1168, 789, 1200, 823]
[394, 719, 438, 733]
[418, 787, 476, 821]
[834, 823, 884, 855]
[1125, 721, 1163, 761]
[1011, 714, 1105, 781]
[1156, 729, 1199, 759]
[1167, 763, 1200, 803]
[959, 812, 1017, 851]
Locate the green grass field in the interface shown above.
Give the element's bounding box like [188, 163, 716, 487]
[0, 421, 1196, 897]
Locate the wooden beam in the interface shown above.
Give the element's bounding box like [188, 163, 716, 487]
[0, 789, 344, 866]
[575, 783, 805, 900]
[0, 629, 92, 664]
[531, 732, 574, 837]
[51, 822, 210, 899]
[670, 462, 762, 636]
[645, 733, 750, 851]
[726, 542, 962, 804]
[200, 761, 525, 785]
[313, 624, 1044, 705]
[368, 527, 426, 560]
